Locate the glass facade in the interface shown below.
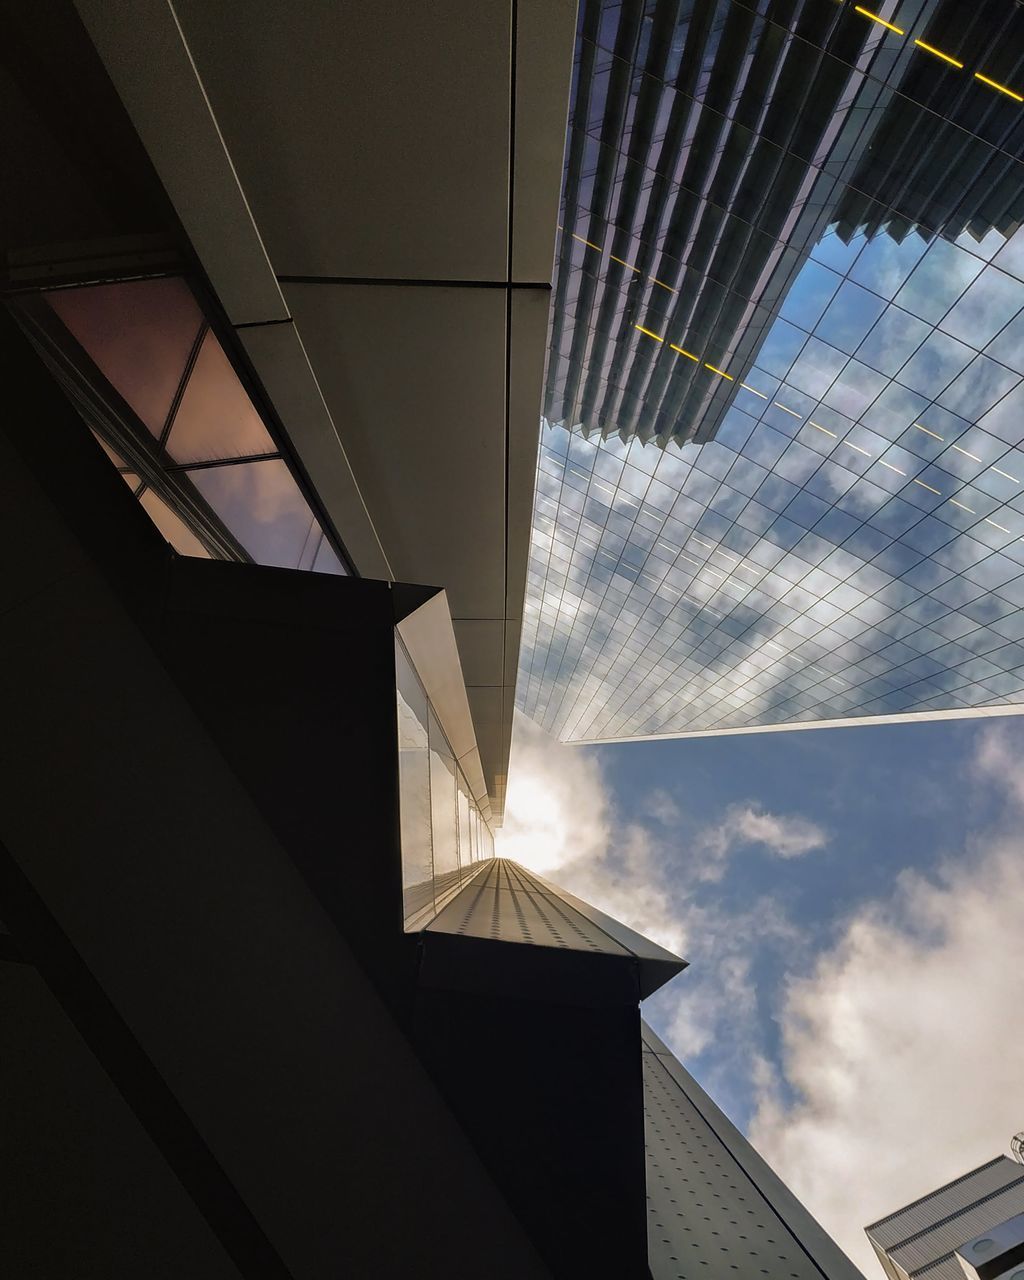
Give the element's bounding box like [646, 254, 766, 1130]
[13, 276, 348, 574]
[396, 637, 494, 927]
[520, 0, 1024, 741]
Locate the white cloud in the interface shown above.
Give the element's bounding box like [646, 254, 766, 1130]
[502, 715, 1024, 1280]
[497, 712, 686, 956]
[749, 723, 1024, 1280]
[498, 714, 805, 1073]
[647, 787, 681, 826]
[698, 802, 828, 880]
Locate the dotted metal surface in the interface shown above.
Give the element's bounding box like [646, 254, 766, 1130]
[426, 859, 630, 954]
[644, 1051, 830, 1280]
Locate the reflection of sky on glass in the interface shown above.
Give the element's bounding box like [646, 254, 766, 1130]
[42, 278, 347, 576]
[520, 223, 1024, 741]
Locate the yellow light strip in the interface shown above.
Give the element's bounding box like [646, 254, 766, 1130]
[741, 382, 768, 398]
[635, 324, 664, 343]
[774, 401, 802, 417]
[809, 421, 837, 437]
[652, 277, 678, 294]
[671, 343, 699, 361]
[913, 39, 963, 68]
[975, 72, 1024, 102]
[914, 423, 944, 441]
[913, 478, 941, 495]
[952, 444, 982, 462]
[854, 6, 904, 35]
[705, 362, 734, 380]
[609, 253, 640, 273]
[571, 232, 603, 252]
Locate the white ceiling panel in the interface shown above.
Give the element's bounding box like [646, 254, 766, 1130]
[512, 0, 578, 284]
[283, 281, 508, 620]
[452, 619, 505, 689]
[466, 685, 505, 818]
[174, 0, 512, 283]
[506, 289, 549, 620]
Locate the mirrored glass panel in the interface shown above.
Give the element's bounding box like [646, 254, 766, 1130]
[522, 0, 1024, 741]
[165, 328, 276, 464]
[396, 638, 434, 922]
[189, 459, 321, 570]
[20, 276, 350, 574]
[396, 637, 495, 928]
[46, 277, 202, 437]
[428, 705, 459, 892]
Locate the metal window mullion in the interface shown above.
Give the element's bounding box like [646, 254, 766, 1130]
[157, 319, 207, 450]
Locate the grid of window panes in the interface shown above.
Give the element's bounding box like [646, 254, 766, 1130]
[396, 637, 495, 928]
[520, 0, 1024, 741]
[19, 276, 347, 574]
[549, 0, 1024, 451]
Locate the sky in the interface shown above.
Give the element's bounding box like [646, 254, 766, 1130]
[496, 710, 1024, 1279]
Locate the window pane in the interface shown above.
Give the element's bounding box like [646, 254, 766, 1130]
[457, 778, 471, 877]
[165, 329, 276, 464]
[428, 706, 458, 884]
[396, 639, 433, 921]
[46, 278, 202, 437]
[312, 535, 347, 576]
[89, 429, 128, 467]
[138, 489, 210, 558]
[188, 459, 319, 568]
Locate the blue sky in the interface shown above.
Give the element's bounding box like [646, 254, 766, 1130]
[499, 709, 1024, 1277]
[622, 717, 988, 1116]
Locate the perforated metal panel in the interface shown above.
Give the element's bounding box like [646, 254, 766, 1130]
[643, 1025, 861, 1280]
[428, 859, 631, 953]
[645, 1056, 826, 1280]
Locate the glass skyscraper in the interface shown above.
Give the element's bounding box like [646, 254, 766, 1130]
[520, 0, 1024, 744]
